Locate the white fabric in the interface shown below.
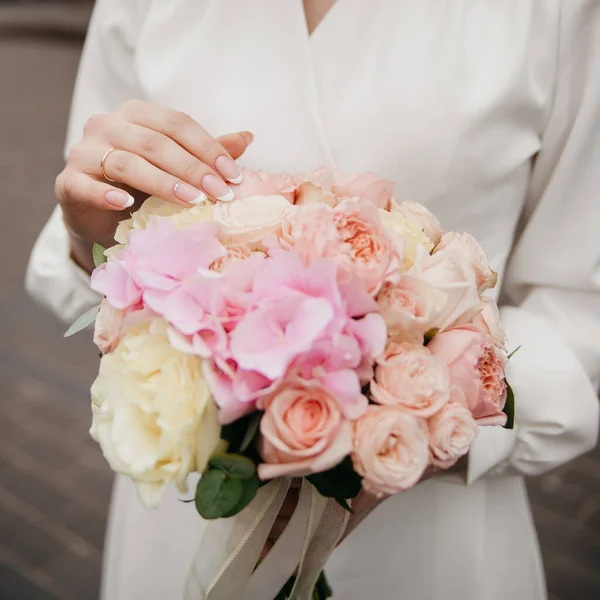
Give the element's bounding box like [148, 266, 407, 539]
[26, 0, 600, 598]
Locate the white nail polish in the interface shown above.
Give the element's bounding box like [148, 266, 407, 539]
[123, 194, 135, 208]
[189, 191, 208, 204]
[216, 189, 235, 202]
[227, 173, 243, 185]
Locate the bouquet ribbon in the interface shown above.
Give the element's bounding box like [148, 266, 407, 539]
[184, 479, 350, 600]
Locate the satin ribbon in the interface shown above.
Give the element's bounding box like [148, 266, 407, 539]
[184, 479, 349, 600]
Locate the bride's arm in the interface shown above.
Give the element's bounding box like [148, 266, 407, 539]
[26, 0, 143, 322]
[467, 1, 600, 483]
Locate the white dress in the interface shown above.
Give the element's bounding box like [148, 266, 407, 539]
[26, 1, 600, 599]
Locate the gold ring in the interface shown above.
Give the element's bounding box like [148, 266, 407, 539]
[100, 148, 119, 183]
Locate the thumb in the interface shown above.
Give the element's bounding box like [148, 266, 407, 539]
[216, 131, 254, 160]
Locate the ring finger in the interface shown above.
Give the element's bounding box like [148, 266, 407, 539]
[93, 145, 208, 206]
[103, 122, 236, 202]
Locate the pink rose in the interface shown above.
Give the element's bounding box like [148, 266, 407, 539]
[332, 199, 398, 294]
[434, 232, 497, 293]
[93, 299, 126, 354]
[415, 248, 481, 331]
[232, 169, 296, 203]
[376, 277, 446, 342]
[397, 200, 444, 245]
[258, 383, 352, 479]
[472, 296, 506, 349]
[332, 171, 395, 209]
[428, 326, 508, 426]
[370, 342, 450, 417]
[352, 405, 429, 497]
[293, 167, 338, 207]
[428, 386, 478, 469]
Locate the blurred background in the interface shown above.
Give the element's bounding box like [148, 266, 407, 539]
[0, 1, 598, 599]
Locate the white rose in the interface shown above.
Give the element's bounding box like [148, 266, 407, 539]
[379, 208, 434, 271]
[415, 248, 482, 332]
[376, 277, 446, 342]
[434, 232, 497, 292]
[472, 296, 506, 349]
[90, 318, 225, 507]
[114, 196, 214, 244]
[397, 200, 444, 245]
[213, 195, 297, 247]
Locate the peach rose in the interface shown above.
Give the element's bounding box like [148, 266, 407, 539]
[370, 342, 450, 417]
[332, 171, 395, 209]
[376, 277, 446, 342]
[213, 195, 297, 248]
[232, 169, 297, 203]
[294, 167, 338, 207]
[209, 241, 254, 272]
[257, 383, 352, 480]
[415, 248, 482, 331]
[94, 299, 126, 354]
[472, 296, 506, 349]
[396, 200, 444, 245]
[352, 405, 429, 497]
[332, 199, 398, 294]
[434, 232, 497, 293]
[428, 326, 508, 426]
[428, 386, 478, 469]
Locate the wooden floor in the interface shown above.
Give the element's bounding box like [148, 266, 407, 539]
[0, 5, 598, 599]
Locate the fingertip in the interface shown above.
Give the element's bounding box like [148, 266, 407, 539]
[105, 189, 135, 210]
[241, 131, 254, 145]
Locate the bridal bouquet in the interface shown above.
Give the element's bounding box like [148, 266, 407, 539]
[67, 167, 514, 599]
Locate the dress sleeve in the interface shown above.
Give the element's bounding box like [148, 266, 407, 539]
[26, 0, 145, 323]
[467, 0, 600, 483]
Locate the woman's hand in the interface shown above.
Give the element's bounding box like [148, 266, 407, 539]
[55, 99, 253, 270]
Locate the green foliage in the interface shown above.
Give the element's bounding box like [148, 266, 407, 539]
[209, 453, 256, 479]
[63, 304, 101, 338]
[503, 380, 515, 430]
[307, 457, 362, 502]
[92, 243, 108, 268]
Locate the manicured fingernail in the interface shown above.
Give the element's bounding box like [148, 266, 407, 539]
[215, 155, 243, 184]
[174, 182, 207, 204]
[105, 190, 134, 209]
[202, 174, 234, 202]
[241, 131, 254, 145]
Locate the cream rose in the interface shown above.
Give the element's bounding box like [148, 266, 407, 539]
[370, 342, 451, 417]
[397, 200, 444, 245]
[114, 196, 215, 244]
[428, 387, 478, 469]
[415, 249, 482, 331]
[379, 208, 434, 271]
[90, 318, 224, 507]
[258, 383, 352, 480]
[213, 195, 297, 248]
[93, 299, 126, 354]
[376, 277, 447, 342]
[352, 405, 429, 497]
[209, 241, 256, 272]
[434, 232, 497, 292]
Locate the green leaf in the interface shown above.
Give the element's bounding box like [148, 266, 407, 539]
[222, 473, 259, 517]
[92, 243, 108, 268]
[209, 453, 256, 479]
[507, 344, 522, 360]
[307, 457, 362, 500]
[424, 327, 439, 345]
[240, 411, 262, 453]
[220, 416, 251, 453]
[315, 572, 333, 599]
[63, 304, 101, 338]
[195, 469, 243, 519]
[503, 380, 515, 430]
